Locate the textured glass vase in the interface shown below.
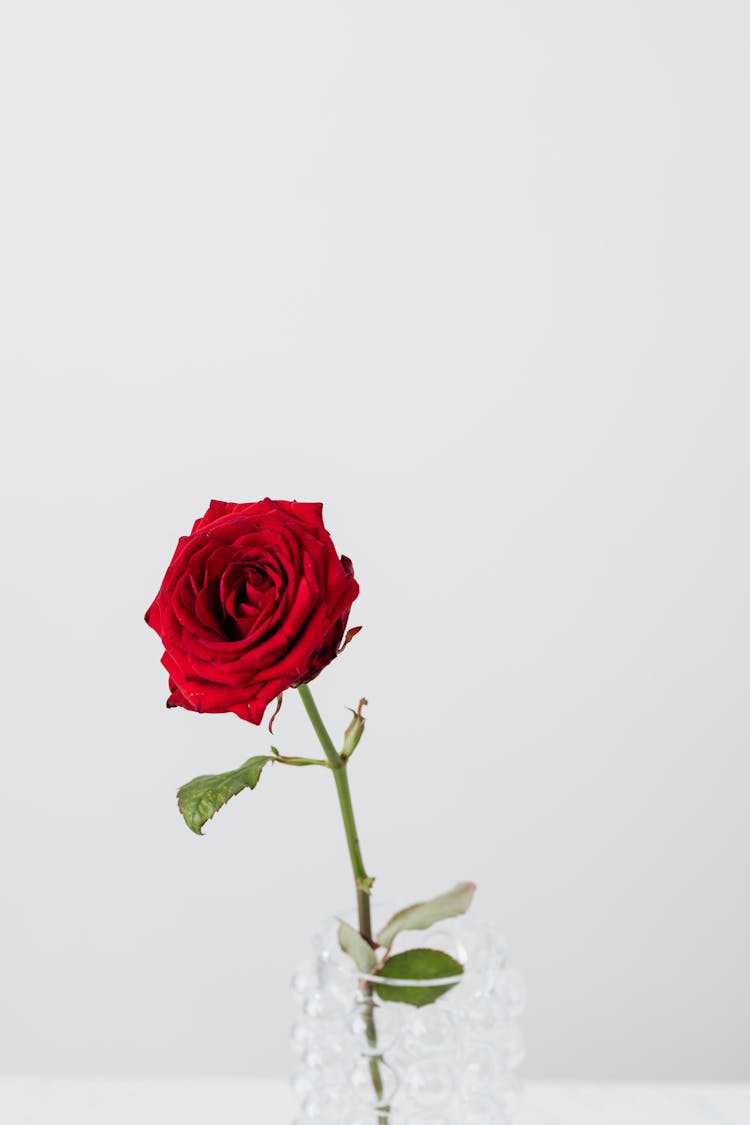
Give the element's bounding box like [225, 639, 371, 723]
[290, 910, 524, 1125]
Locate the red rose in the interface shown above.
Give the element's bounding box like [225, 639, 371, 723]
[145, 498, 359, 724]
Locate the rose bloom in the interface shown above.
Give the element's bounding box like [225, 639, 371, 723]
[145, 498, 359, 724]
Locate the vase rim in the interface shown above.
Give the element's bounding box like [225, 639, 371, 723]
[351, 967, 467, 987]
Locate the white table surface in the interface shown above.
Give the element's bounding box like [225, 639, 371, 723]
[1, 1077, 748, 1124]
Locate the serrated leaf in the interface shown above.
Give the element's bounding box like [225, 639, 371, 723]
[337, 920, 378, 974]
[376, 882, 477, 949]
[373, 948, 463, 1007]
[177, 755, 272, 835]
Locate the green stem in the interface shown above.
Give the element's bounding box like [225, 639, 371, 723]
[295, 683, 341, 766]
[296, 684, 373, 939]
[296, 684, 388, 1123]
[333, 766, 374, 940]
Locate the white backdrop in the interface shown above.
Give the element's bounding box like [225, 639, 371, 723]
[1, 0, 748, 1081]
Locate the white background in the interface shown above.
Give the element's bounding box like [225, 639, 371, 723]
[1, 0, 748, 1082]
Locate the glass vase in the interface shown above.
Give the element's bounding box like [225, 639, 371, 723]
[290, 910, 524, 1125]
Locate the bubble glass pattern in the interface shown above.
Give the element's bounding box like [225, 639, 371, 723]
[291, 913, 524, 1125]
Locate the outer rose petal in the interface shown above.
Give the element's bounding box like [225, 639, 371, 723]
[268, 499, 324, 528]
[190, 499, 236, 534]
[145, 499, 359, 724]
[166, 676, 193, 710]
[144, 599, 162, 632]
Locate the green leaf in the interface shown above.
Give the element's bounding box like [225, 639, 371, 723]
[373, 948, 464, 1007]
[177, 755, 272, 835]
[376, 881, 477, 949]
[337, 920, 378, 974]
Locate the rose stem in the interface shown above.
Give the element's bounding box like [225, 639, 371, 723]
[296, 683, 389, 1124]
